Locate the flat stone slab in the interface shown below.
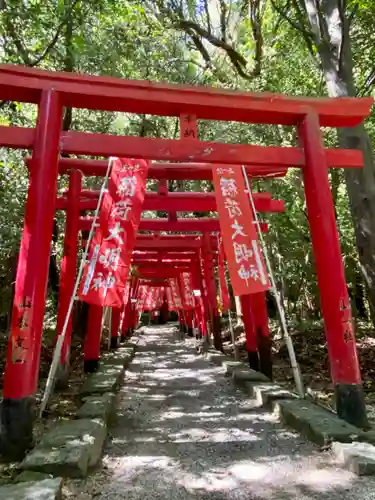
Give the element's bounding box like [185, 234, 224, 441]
[102, 351, 132, 369]
[273, 399, 361, 446]
[101, 348, 134, 366]
[76, 393, 116, 422]
[222, 360, 245, 375]
[232, 368, 270, 383]
[241, 381, 297, 406]
[126, 338, 139, 346]
[332, 441, 375, 475]
[119, 345, 136, 357]
[21, 419, 107, 478]
[0, 478, 63, 499]
[80, 365, 124, 396]
[15, 471, 54, 483]
[205, 351, 232, 366]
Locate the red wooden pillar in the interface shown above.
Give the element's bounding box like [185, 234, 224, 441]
[192, 264, 207, 338]
[299, 112, 367, 427]
[110, 307, 121, 349]
[55, 170, 82, 388]
[160, 298, 169, 324]
[84, 304, 103, 373]
[178, 310, 186, 333]
[203, 234, 222, 351]
[0, 90, 63, 459]
[120, 301, 130, 342]
[240, 294, 259, 371]
[186, 309, 194, 337]
[251, 292, 272, 379]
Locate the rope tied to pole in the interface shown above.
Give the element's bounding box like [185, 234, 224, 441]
[241, 165, 305, 398]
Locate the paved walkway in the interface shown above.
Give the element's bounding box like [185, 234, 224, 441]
[66, 324, 375, 499]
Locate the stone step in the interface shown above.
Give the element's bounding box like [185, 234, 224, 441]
[21, 418, 107, 478]
[80, 365, 125, 396]
[0, 477, 63, 499]
[273, 398, 362, 446]
[76, 392, 116, 422]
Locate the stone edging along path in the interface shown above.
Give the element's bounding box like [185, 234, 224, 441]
[0, 334, 142, 499]
[203, 348, 375, 476]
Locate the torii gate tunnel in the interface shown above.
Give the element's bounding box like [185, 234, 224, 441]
[0, 64, 372, 459]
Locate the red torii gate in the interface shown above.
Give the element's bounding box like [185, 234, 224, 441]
[0, 63, 372, 459]
[56, 191, 285, 213]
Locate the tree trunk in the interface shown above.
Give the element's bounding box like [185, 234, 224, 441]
[304, 0, 375, 326]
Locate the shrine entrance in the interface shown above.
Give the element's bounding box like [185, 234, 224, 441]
[0, 64, 372, 459]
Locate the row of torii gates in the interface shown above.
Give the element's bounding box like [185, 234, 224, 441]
[0, 64, 373, 460]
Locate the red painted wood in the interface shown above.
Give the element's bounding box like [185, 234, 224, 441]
[58, 159, 289, 179]
[133, 260, 196, 267]
[0, 64, 372, 126]
[56, 170, 82, 367]
[61, 132, 365, 167]
[4, 90, 62, 399]
[56, 193, 284, 213]
[241, 294, 257, 352]
[0, 126, 365, 170]
[134, 250, 196, 256]
[250, 292, 270, 338]
[54, 157, 362, 177]
[79, 217, 269, 233]
[84, 305, 103, 361]
[299, 112, 361, 386]
[111, 308, 121, 339]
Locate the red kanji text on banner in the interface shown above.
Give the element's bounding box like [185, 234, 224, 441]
[78, 158, 149, 307]
[212, 165, 270, 296]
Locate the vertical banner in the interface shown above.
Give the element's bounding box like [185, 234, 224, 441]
[144, 286, 154, 311]
[168, 278, 182, 310]
[180, 272, 195, 310]
[212, 165, 270, 296]
[79, 158, 149, 307]
[123, 280, 131, 307]
[136, 284, 149, 312]
[155, 286, 164, 309]
[198, 249, 208, 300]
[218, 237, 231, 312]
[165, 287, 174, 310]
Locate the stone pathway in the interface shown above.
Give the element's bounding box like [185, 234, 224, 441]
[64, 324, 375, 499]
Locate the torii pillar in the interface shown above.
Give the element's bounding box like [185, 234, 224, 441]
[55, 170, 82, 388]
[203, 234, 222, 350]
[1, 90, 62, 459]
[299, 112, 367, 427]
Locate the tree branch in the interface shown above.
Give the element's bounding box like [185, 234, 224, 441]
[2, 1, 32, 65]
[270, 0, 317, 58]
[2, 0, 80, 67]
[176, 18, 260, 80]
